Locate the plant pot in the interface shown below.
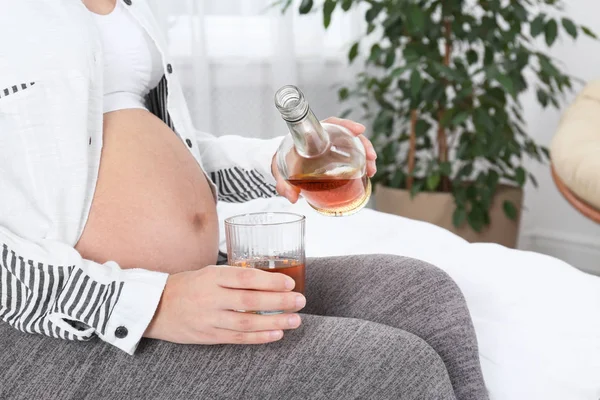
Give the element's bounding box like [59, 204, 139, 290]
[373, 183, 524, 248]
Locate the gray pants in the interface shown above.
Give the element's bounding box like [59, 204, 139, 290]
[0, 255, 489, 400]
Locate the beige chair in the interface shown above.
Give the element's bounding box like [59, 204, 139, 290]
[550, 80, 600, 223]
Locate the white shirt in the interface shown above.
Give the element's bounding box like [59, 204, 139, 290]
[91, 0, 164, 113]
[0, 0, 283, 355]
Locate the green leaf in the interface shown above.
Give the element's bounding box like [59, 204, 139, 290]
[432, 63, 463, 81]
[484, 47, 494, 65]
[365, 3, 383, 23]
[389, 170, 404, 188]
[339, 108, 353, 119]
[440, 111, 453, 128]
[415, 120, 431, 136]
[410, 181, 424, 198]
[451, 111, 470, 126]
[541, 147, 551, 160]
[582, 26, 598, 39]
[515, 167, 526, 186]
[348, 42, 359, 63]
[299, 0, 313, 14]
[512, 3, 527, 21]
[480, 185, 493, 209]
[384, 49, 396, 68]
[474, 108, 494, 133]
[323, 0, 337, 28]
[530, 14, 545, 38]
[426, 174, 441, 191]
[457, 163, 474, 179]
[391, 63, 416, 78]
[369, 44, 383, 63]
[545, 19, 558, 46]
[407, 5, 425, 35]
[452, 207, 467, 227]
[467, 206, 485, 232]
[488, 169, 500, 186]
[529, 173, 539, 188]
[466, 50, 478, 65]
[536, 89, 549, 107]
[440, 161, 452, 176]
[496, 74, 516, 97]
[373, 110, 394, 133]
[420, 81, 445, 103]
[341, 0, 353, 11]
[403, 46, 419, 63]
[338, 87, 349, 101]
[561, 18, 578, 39]
[410, 70, 423, 100]
[503, 200, 518, 221]
[383, 13, 403, 38]
[454, 186, 467, 204]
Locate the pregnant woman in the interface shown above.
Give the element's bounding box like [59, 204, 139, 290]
[0, 1, 488, 399]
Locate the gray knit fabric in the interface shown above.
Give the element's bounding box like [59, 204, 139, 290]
[0, 255, 488, 400]
[303, 255, 489, 400]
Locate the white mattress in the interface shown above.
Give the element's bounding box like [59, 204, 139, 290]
[217, 197, 600, 400]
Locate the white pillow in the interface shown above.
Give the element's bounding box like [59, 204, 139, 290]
[218, 198, 600, 400]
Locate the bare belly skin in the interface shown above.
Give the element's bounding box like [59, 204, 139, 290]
[75, 109, 219, 273]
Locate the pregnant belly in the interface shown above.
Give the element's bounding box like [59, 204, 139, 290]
[75, 109, 219, 273]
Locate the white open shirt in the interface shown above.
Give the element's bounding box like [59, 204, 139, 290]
[0, 0, 283, 354]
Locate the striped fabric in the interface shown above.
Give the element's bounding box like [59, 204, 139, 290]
[146, 75, 175, 131]
[209, 167, 278, 203]
[0, 82, 35, 99]
[0, 245, 122, 341]
[146, 76, 278, 203]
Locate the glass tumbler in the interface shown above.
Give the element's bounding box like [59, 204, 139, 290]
[224, 212, 306, 315]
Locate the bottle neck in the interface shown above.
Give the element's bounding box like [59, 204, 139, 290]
[274, 85, 330, 157]
[285, 108, 330, 157]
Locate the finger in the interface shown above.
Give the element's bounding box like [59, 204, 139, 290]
[216, 266, 296, 292]
[272, 155, 298, 201]
[275, 179, 300, 203]
[214, 328, 285, 345]
[223, 288, 306, 313]
[216, 311, 302, 332]
[322, 117, 365, 135]
[367, 160, 377, 178]
[358, 135, 377, 160]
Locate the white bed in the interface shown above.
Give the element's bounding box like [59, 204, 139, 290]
[217, 197, 600, 400]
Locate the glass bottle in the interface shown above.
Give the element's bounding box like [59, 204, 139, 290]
[273, 85, 371, 217]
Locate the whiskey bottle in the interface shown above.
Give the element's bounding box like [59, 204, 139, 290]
[274, 85, 371, 216]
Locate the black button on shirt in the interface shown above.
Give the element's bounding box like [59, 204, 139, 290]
[115, 326, 128, 339]
[185, 138, 193, 148]
[123, 0, 132, 5]
[167, 64, 173, 74]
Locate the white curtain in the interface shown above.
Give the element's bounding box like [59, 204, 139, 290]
[147, 0, 364, 139]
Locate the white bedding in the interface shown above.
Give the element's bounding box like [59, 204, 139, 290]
[217, 197, 600, 400]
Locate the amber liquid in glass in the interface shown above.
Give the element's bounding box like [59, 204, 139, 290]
[233, 257, 305, 295]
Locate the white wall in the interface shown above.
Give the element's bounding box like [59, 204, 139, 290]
[517, 0, 600, 275]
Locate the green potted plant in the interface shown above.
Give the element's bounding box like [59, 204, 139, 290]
[281, 0, 597, 248]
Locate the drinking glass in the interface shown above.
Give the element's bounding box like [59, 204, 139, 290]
[224, 212, 306, 315]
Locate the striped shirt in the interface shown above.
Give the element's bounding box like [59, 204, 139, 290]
[0, 0, 281, 354]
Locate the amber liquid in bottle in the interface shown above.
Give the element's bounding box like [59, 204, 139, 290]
[287, 174, 370, 215]
[274, 85, 371, 216]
